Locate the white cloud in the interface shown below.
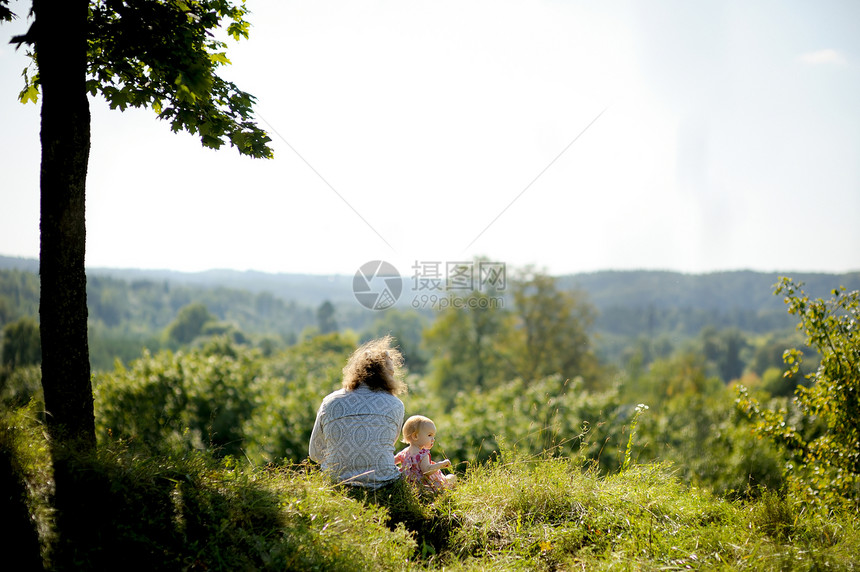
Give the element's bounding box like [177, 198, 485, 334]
[798, 49, 848, 66]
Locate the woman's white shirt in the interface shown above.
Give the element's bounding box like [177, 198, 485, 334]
[308, 385, 404, 488]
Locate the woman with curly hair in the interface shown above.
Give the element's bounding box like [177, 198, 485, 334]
[308, 335, 407, 489]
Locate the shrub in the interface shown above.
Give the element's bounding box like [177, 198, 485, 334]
[94, 347, 261, 457]
[242, 332, 357, 464]
[737, 278, 860, 508]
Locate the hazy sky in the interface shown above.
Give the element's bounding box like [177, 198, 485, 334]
[1, 0, 859, 277]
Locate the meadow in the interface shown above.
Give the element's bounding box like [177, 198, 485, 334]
[4, 402, 859, 571]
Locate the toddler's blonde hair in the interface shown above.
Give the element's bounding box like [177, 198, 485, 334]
[401, 414, 434, 444]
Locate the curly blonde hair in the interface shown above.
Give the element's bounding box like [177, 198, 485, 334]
[342, 335, 407, 395]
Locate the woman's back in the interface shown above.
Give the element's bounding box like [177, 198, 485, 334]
[309, 385, 404, 487]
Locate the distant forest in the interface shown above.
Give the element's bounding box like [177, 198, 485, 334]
[1, 255, 858, 373]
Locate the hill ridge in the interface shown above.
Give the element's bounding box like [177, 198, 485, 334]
[2, 254, 858, 312]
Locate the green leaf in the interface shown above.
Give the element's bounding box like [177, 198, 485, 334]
[209, 52, 232, 66]
[227, 20, 250, 41]
[18, 83, 39, 105]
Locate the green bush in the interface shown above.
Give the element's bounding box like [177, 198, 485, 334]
[1, 364, 43, 409]
[94, 346, 262, 457]
[0, 404, 48, 570]
[1, 316, 41, 369]
[242, 332, 357, 464]
[403, 375, 620, 470]
[737, 278, 860, 508]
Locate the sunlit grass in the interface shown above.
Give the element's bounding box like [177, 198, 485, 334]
[425, 448, 859, 571]
[4, 405, 859, 571]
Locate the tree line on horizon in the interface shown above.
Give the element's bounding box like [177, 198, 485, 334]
[1, 265, 840, 374]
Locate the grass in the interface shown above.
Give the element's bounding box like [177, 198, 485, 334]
[430, 455, 860, 571]
[3, 406, 859, 571]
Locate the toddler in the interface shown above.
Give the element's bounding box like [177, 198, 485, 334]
[395, 415, 457, 491]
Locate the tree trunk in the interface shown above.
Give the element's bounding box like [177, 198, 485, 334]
[33, 1, 98, 566]
[34, 0, 95, 451]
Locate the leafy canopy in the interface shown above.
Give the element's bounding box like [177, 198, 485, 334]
[8, 0, 272, 158]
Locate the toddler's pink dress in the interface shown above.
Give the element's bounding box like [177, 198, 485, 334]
[395, 447, 448, 491]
